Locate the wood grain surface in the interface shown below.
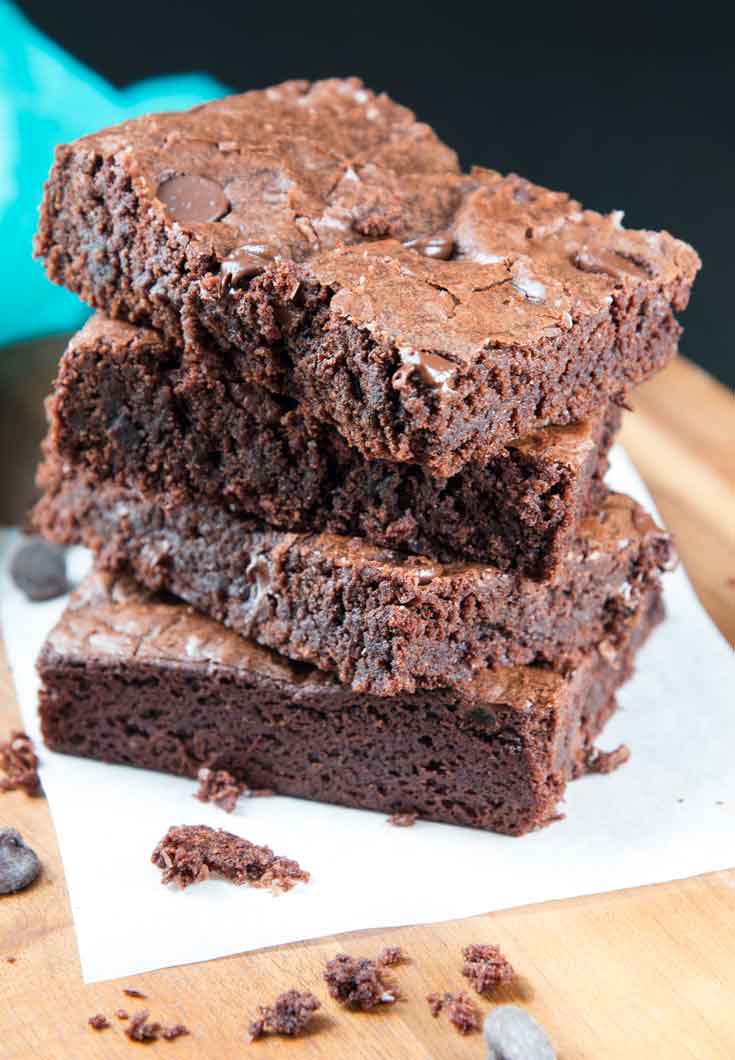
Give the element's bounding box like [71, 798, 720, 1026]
[1, 356, 733, 1059]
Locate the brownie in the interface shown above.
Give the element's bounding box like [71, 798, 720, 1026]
[37, 571, 662, 836]
[151, 824, 309, 891]
[35, 77, 700, 477]
[44, 314, 617, 578]
[33, 469, 672, 695]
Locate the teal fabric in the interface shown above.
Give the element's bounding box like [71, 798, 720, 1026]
[0, 1, 227, 345]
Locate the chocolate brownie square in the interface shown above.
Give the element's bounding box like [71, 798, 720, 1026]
[43, 314, 617, 578]
[35, 78, 699, 476]
[37, 572, 662, 835]
[33, 468, 673, 696]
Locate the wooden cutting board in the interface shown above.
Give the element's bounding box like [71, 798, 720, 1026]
[1, 356, 733, 1059]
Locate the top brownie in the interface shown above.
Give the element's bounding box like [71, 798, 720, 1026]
[36, 78, 700, 475]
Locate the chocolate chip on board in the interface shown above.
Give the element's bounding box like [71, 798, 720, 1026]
[0, 828, 41, 895]
[484, 1005, 556, 1060]
[10, 539, 68, 601]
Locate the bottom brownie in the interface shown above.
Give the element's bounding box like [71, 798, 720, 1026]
[37, 572, 662, 836]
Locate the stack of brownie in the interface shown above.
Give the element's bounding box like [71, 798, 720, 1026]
[30, 79, 699, 835]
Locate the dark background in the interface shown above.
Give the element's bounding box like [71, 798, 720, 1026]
[22, 0, 734, 388]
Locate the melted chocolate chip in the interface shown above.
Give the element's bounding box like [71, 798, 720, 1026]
[10, 539, 68, 602]
[573, 245, 653, 280]
[156, 174, 229, 223]
[403, 234, 455, 260]
[572, 247, 623, 278]
[0, 828, 41, 895]
[220, 244, 276, 285]
[392, 349, 457, 393]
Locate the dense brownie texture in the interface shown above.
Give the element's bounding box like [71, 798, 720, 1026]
[44, 314, 616, 578]
[35, 78, 699, 476]
[34, 468, 673, 694]
[324, 953, 397, 1008]
[150, 823, 309, 891]
[194, 766, 244, 813]
[462, 944, 515, 995]
[37, 572, 662, 835]
[248, 990, 321, 1041]
[0, 731, 41, 797]
[426, 991, 481, 1034]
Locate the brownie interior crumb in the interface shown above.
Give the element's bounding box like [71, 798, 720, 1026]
[248, 989, 320, 1041]
[377, 946, 406, 967]
[584, 743, 631, 774]
[125, 1010, 161, 1042]
[324, 953, 397, 1010]
[0, 731, 41, 797]
[87, 1014, 110, 1030]
[462, 942, 515, 994]
[426, 991, 480, 1034]
[161, 1023, 190, 1040]
[151, 824, 309, 891]
[387, 812, 418, 827]
[195, 767, 245, 813]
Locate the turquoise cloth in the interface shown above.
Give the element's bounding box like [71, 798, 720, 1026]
[0, 1, 227, 345]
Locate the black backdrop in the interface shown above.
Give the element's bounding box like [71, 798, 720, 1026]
[22, 0, 734, 387]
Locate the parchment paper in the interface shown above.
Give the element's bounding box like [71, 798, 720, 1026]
[1, 446, 732, 983]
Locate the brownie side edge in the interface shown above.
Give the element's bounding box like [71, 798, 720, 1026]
[33, 470, 672, 696]
[45, 315, 618, 577]
[37, 575, 662, 835]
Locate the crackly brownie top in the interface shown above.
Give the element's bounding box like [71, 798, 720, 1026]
[41, 570, 585, 710]
[72, 77, 700, 367]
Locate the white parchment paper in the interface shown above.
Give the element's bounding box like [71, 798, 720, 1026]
[1, 446, 733, 983]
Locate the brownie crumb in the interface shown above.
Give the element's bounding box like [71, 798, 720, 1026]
[248, 788, 275, 798]
[377, 946, 406, 967]
[427, 992, 444, 1018]
[88, 1014, 110, 1030]
[125, 1010, 161, 1042]
[195, 767, 245, 813]
[0, 731, 42, 797]
[426, 991, 480, 1034]
[161, 1024, 190, 1040]
[462, 943, 515, 995]
[584, 744, 631, 775]
[248, 989, 320, 1041]
[5, 956, 17, 964]
[324, 953, 396, 1010]
[116, 1009, 129, 1020]
[151, 825, 309, 892]
[123, 987, 147, 998]
[387, 812, 417, 827]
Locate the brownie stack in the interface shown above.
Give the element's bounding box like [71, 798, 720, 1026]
[31, 78, 699, 835]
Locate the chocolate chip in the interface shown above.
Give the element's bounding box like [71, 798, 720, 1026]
[484, 1006, 556, 1060]
[0, 828, 41, 895]
[403, 234, 455, 260]
[156, 174, 229, 223]
[220, 243, 277, 285]
[10, 539, 68, 602]
[392, 349, 457, 393]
